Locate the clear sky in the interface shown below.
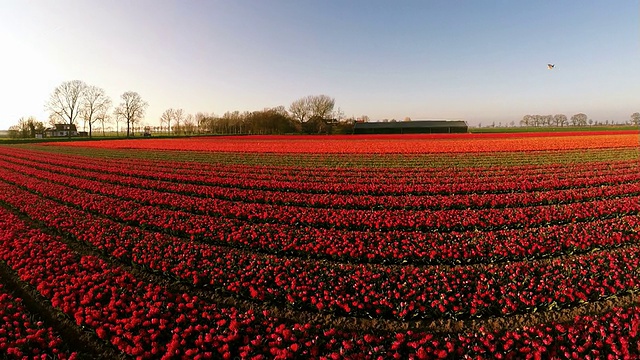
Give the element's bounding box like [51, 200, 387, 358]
[0, 0, 638, 130]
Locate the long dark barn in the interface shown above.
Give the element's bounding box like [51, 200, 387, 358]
[353, 120, 468, 134]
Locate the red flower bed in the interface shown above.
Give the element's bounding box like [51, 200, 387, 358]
[1, 202, 640, 358]
[2, 175, 640, 323]
[43, 131, 638, 154]
[0, 284, 77, 359]
[3, 134, 640, 358]
[0, 158, 637, 267]
[5, 148, 640, 211]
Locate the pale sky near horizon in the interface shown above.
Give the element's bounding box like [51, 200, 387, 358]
[0, 1, 638, 130]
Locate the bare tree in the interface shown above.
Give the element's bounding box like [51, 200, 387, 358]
[160, 108, 174, 134]
[183, 114, 196, 135]
[96, 106, 111, 137]
[570, 113, 588, 126]
[81, 85, 111, 138]
[172, 108, 185, 135]
[271, 105, 288, 117]
[331, 107, 344, 122]
[46, 114, 57, 127]
[112, 108, 125, 136]
[115, 91, 148, 137]
[195, 112, 217, 133]
[553, 114, 568, 127]
[194, 112, 206, 133]
[289, 97, 311, 124]
[9, 116, 44, 138]
[308, 94, 335, 120]
[290, 95, 335, 133]
[631, 112, 640, 126]
[520, 114, 533, 127]
[45, 80, 87, 138]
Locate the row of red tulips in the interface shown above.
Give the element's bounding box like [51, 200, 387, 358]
[3, 193, 640, 359]
[2, 177, 639, 322]
[0, 283, 77, 359]
[45, 131, 639, 153]
[6, 148, 639, 196]
[2, 161, 636, 266]
[6, 153, 640, 213]
[28, 147, 638, 185]
[26, 145, 634, 180]
[4, 158, 640, 236]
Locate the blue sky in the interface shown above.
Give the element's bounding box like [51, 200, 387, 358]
[0, 1, 637, 130]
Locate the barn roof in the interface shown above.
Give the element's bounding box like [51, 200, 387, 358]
[45, 124, 77, 132]
[354, 120, 467, 129]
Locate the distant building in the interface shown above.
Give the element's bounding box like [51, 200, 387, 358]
[353, 120, 468, 134]
[44, 124, 78, 137]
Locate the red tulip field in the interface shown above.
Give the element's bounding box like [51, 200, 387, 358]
[1, 131, 640, 359]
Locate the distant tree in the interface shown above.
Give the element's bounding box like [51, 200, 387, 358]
[160, 108, 174, 134]
[289, 97, 311, 124]
[510, 120, 515, 127]
[308, 95, 335, 120]
[532, 115, 543, 126]
[95, 108, 111, 137]
[172, 108, 185, 135]
[246, 108, 295, 134]
[198, 112, 218, 133]
[520, 115, 533, 127]
[183, 114, 196, 135]
[115, 92, 148, 137]
[7, 125, 20, 139]
[8, 116, 44, 138]
[290, 94, 335, 133]
[553, 114, 568, 127]
[360, 115, 370, 122]
[160, 108, 187, 134]
[194, 112, 210, 133]
[588, 118, 593, 126]
[270, 105, 288, 117]
[220, 111, 244, 134]
[80, 85, 111, 138]
[631, 112, 640, 126]
[332, 107, 345, 123]
[112, 108, 125, 136]
[403, 117, 412, 122]
[533, 114, 544, 126]
[45, 80, 87, 138]
[570, 113, 588, 126]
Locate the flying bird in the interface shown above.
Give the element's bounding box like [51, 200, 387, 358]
[547, 64, 555, 69]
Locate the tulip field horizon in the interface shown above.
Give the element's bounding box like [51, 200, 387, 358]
[2, 130, 640, 358]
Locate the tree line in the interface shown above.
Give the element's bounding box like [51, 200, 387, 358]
[156, 94, 353, 136]
[9, 80, 147, 138]
[8, 79, 640, 138]
[519, 113, 640, 127]
[8, 80, 358, 139]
